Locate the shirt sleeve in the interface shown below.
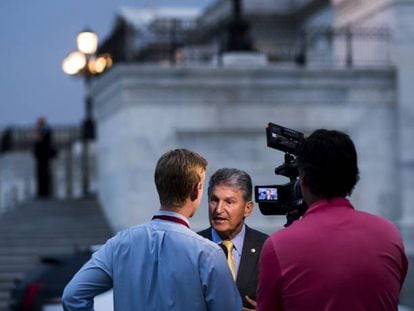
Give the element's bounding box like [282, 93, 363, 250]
[257, 238, 284, 311]
[62, 238, 115, 311]
[203, 248, 242, 310]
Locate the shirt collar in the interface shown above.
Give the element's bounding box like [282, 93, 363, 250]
[304, 197, 354, 217]
[154, 210, 190, 228]
[211, 224, 246, 253]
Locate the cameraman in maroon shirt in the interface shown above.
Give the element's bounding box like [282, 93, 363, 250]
[257, 129, 408, 311]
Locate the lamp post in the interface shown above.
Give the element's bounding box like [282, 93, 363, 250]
[224, 0, 253, 52]
[62, 28, 112, 198]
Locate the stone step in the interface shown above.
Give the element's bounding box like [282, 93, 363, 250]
[0, 255, 39, 264]
[0, 232, 110, 239]
[0, 291, 10, 302]
[0, 221, 110, 227]
[0, 280, 17, 291]
[0, 300, 10, 311]
[0, 238, 107, 247]
[0, 247, 89, 257]
[0, 263, 34, 273]
[0, 222, 110, 228]
[0, 272, 25, 282]
[0, 212, 107, 218]
[0, 233, 110, 240]
[0, 198, 112, 309]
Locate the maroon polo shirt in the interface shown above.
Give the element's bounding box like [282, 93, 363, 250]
[257, 198, 408, 311]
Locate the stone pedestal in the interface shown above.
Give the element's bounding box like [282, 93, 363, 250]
[221, 52, 268, 66]
[92, 65, 396, 235]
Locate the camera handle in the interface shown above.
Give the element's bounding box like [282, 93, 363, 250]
[275, 153, 298, 180]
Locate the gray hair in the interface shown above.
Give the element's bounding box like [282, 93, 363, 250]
[207, 168, 252, 202]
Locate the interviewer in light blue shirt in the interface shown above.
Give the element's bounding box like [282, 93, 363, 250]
[62, 149, 241, 311]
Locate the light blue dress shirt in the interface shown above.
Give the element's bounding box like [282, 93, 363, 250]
[62, 210, 242, 311]
[211, 224, 246, 278]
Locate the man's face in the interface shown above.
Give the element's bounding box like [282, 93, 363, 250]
[208, 185, 253, 240]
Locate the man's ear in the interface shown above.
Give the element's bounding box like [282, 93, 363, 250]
[300, 174, 309, 187]
[190, 183, 200, 202]
[244, 201, 254, 218]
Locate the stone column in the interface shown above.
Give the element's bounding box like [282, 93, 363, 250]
[392, 1, 414, 256]
[391, 4, 414, 305]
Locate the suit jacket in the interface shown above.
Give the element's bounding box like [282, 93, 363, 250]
[198, 225, 268, 308]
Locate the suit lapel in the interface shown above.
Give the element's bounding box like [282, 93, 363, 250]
[236, 226, 259, 289]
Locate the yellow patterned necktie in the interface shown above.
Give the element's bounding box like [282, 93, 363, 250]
[221, 240, 236, 280]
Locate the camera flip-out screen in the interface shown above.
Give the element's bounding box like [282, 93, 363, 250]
[255, 186, 278, 202]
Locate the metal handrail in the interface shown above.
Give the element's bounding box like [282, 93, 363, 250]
[0, 125, 81, 154]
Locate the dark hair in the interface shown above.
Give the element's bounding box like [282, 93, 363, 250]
[296, 129, 359, 199]
[155, 149, 208, 206]
[207, 168, 252, 202]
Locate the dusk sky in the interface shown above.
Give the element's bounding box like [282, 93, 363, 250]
[0, 0, 211, 128]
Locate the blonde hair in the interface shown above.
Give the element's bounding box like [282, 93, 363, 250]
[155, 149, 207, 207]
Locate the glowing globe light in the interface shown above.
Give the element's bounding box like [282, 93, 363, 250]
[77, 30, 98, 55]
[62, 51, 87, 75]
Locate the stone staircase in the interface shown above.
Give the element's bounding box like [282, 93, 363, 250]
[0, 199, 113, 311]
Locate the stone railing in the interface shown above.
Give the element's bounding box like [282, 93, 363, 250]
[0, 126, 97, 213]
[182, 27, 392, 68]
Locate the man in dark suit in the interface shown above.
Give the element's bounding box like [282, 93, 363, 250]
[198, 168, 268, 309]
[33, 116, 56, 198]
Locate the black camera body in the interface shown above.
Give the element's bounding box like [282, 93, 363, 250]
[255, 123, 307, 225]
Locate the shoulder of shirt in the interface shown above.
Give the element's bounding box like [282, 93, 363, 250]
[354, 209, 401, 232]
[269, 208, 401, 243]
[187, 229, 223, 252]
[104, 223, 147, 244]
[116, 222, 149, 235]
[266, 214, 318, 245]
[110, 222, 222, 253]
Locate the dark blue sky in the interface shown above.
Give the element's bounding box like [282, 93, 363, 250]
[0, 0, 211, 127]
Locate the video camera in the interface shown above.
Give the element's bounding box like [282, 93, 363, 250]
[254, 123, 307, 226]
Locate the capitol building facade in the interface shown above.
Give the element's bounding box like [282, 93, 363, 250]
[1, 0, 413, 306]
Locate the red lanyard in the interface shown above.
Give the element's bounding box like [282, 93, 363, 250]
[152, 215, 190, 228]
